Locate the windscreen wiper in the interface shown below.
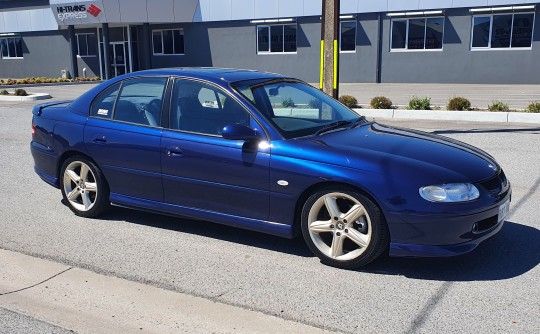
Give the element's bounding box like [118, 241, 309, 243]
[314, 120, 352, 136]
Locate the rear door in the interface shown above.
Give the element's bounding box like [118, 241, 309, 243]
[84, 77, 169, 201]
[160, 78, 270, 221]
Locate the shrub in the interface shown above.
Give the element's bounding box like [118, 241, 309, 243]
[370, 96, 393, 109]
[488, 101, 510, 112]
[526, 101, 540, 113]
[308, 98, 321, 109]
[0, 89, 9, 95]
[14, 88, 28, 96]
[447, 97, 471, 111]
[407, 96, 431, 110]
[339, 95, 358, 108]
[282, 97, 295, 108]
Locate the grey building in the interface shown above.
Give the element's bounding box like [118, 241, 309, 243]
[0, 0, 538, 84]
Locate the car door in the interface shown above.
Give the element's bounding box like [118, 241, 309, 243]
[160, 78, 270, 221]
[84, 76, 169, 201]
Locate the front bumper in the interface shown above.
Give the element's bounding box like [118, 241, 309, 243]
[387, 191, 511, 257]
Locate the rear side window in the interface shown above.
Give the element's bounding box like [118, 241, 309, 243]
[91, 82, 121, 119]
[113, 77, 168, 127]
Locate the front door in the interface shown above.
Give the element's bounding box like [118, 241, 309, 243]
[109, 42, 128, 77]
[160, 78, 270, 221]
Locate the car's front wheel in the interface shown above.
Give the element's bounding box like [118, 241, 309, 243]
[60, 156, 110, 218]
[301, 187, 389, 269]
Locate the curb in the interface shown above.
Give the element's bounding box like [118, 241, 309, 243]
[354, 108, 540, 125]
[0, 81, 102, 89]
[0, 93, 51, 101]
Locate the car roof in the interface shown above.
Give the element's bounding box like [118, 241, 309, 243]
[131, 67, 287, 84]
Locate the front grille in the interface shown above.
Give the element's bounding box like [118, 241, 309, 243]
[477, 170, 508, 197]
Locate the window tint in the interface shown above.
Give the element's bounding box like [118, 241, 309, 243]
[91, 82, 121, 119]
[391, 20, 407, 49]
[491, 14, 512, 48]
[152, 31, 163, 54]
[112, 77, 167, 126]
[153, 29, 185, 55]
[512, 13, 534, 48]
[471, 13, 534, 49]
[340, 21, 356, 51]
[392, 17, 444, 50]
[257, 24, 297, 53]
[170, 79, 250, 135]
[257, 26, 269, 52]
[76, 34, 97, 57]
[0, 36, 23, 58]
[472, 16, 491, 48]
[426, 18, 444, 49]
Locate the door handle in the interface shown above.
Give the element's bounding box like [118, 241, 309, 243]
[92, 135, 107, 144]
[166, 146, 183, 157]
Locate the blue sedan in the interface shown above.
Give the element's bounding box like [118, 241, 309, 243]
[31, 68, 511, 269]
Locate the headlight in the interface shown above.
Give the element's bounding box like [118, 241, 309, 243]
[419, 183, 480, 202]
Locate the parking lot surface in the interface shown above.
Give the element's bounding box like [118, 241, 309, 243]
[0, 85, 539, 333]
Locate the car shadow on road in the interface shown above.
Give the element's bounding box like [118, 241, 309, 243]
[93, 204, 539, 280]
[364, 221, 540, 281]
[99, 206, 313, 257]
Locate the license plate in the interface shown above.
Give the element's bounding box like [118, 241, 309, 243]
[498, 199, 510, 223]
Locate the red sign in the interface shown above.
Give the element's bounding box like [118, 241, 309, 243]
[87, 4, 102, 17]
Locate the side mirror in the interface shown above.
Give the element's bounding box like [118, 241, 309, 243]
[222, 123, 261, 141]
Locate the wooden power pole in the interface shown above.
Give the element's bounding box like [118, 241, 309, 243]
[320, 0, 340, 99]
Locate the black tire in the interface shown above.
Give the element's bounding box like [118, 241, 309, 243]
[300, 187, 389, 269]
[60, 156, 110, 218]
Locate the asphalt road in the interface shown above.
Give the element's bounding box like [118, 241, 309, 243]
[0, 89, 539, 333]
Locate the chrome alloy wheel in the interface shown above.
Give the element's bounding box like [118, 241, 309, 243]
[63, 161, 98, 212]
[307, 192, 372, 261]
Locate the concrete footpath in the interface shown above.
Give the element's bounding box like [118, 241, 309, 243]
[0, 249, 333, 334]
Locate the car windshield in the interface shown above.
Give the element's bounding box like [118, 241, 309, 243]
[233, 79, 363, 139]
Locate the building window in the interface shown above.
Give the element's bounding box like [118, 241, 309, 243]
[471, 13, 534, 49]
[0, 36, 23, 58]
[391, 17, 444, 50]
[76, 33, 97, 57]
[257, 24, 297, 53]
[340, 21, 356, 52]
[152, 29, 185, 55]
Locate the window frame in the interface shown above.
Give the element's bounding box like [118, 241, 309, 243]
[76, 33, 97, 57]
[470, 12, 535, 51]
[90, 76, 169, 128]
[152, 29, 185, 56]
[256, 23, 298, 55]
[339, 20, 357, 53]
[390, 16, 445, 52]
[0, 36, 23, 59]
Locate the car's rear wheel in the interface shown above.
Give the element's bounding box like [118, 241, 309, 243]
[301, 187, 389, 269]
[60, 156, 109, 218]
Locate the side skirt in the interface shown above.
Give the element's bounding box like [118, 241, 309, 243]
[109, 193, 295, 239]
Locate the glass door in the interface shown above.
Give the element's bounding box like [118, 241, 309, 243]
[110, 42, 127, 77]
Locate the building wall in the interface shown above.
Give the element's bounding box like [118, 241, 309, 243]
[380, 8, 540, 83]
[0, 30, 70, 78]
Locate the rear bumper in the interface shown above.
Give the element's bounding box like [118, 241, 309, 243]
[387, 191, 511, 257]
[31, 141, 59, 188]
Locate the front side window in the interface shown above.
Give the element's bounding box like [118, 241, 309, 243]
[391, 17, 444, 50]
[471, 13, 534, 49]
[234, 80, 362, 139]
[340, 21, 356, 51]
[1, 36, 23, 58]
[257, 24, 297, 53]
[153, 29, 185, 55]
[170, 79, 250, 135]
[76, 33, 97, 57]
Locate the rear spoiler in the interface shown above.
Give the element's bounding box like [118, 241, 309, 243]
[33, 100, 72, 116]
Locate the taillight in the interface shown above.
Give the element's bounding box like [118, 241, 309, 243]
[31, 120, 35, 137]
